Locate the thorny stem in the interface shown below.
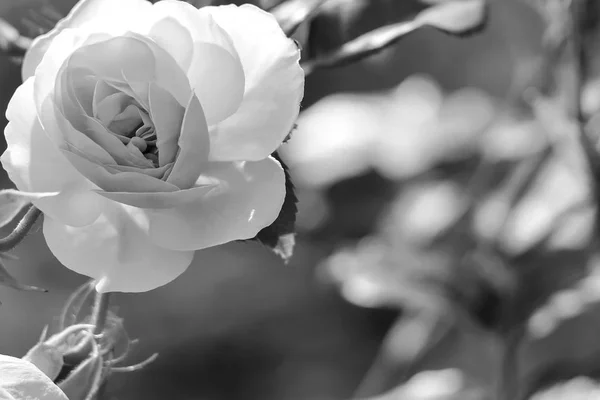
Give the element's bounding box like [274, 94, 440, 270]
[0, 205, 42, 252]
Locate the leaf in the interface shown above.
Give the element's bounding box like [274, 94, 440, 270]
[0, 189, 55, 229]
[254, 152, 298, 261]
[0, 259, 47, 294]
[302, 0, 487, 73]
[302, 18, 420, 73]
[0, 355, 68, 400]
[271, 0, 327, 36]
[415, 0, 488, 36]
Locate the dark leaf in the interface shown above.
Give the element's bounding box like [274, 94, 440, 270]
[255, 153, 298, 261]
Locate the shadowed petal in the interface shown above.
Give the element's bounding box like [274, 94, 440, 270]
[44, 201, 194, 293]
[1, 79, 103, 227]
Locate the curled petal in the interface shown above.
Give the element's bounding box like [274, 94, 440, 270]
[205, 5, 304, 161]
[165, 94, 210, 189]
[61, 150, 179, 194]
[148, 156, 285, 251]
[148, 83, 184, 167]
[1, 79, 102, 227]
[22, 0, 152, 81]
[43, 201, 195, 293]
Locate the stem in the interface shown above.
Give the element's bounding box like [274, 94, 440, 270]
[91, 290, 111, 335]
[0, 205, 42, 252]
[497, 327, 524, 400]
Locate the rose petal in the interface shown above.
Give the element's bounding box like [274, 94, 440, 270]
[61, 150, 179, 194]
[64, 34, 191, 107]
[96, 184, 215, 209]
[141, 1, 245, 124]
[22, 0, 152, 81]
[148, 156, 285, 251]
[1, 79, 102, 227]
[148, 83, 184, 166]
[92, 80, 120, 117]
[0, 355, 68, 400]
[205, 4, 304, 161]
[147, 17, 194, 73]
[80, 116, 155, 169]
[165, 94, 210, 189]
[187, 42, 245, 125]
[43, 201, 194, 293]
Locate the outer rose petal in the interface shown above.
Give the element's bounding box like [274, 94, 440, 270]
[0, 355, 68, 400]
[204, 4, 304, 161]
[22, 0, 151, 80]
[43, 200, 194, 293]
[141, 1, 245, 125]
[1, 78, 103, 227]
[147, 156, 285, 251]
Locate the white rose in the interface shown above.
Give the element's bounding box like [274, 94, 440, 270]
[1, 0, 304, 292]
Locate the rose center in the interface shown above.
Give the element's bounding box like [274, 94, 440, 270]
[94, 86, 159, 167]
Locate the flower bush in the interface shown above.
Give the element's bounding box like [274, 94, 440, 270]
[1, 0, 304, 293]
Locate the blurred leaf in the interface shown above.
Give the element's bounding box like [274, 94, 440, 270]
[415, 0, 488, 36]
[302, 0, 488, 73]
[527, 376, 600, 400]
[254, 153, 298, 261]
[271, 0, 326, 36]
[508, 249, 593, 338]
[0, 189, 54, 229]
[0, 259, 47, 294]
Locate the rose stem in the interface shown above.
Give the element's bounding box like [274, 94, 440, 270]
[91, 290, 111, 335]
[0, 205, 42, 252]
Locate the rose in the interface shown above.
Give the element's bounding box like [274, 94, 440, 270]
[1, 0, 304, 292]
[0, 355, 68, 400]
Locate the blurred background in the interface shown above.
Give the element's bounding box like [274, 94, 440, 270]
[3, 0, 600, 399]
